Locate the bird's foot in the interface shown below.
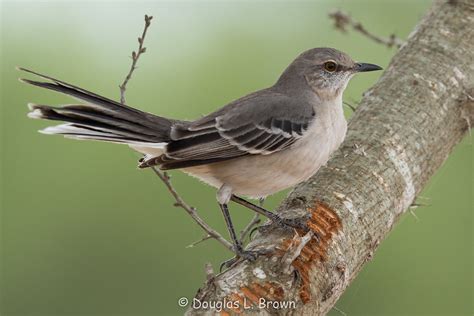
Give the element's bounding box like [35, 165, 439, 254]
[255, 214, 311, 236]
[220, 247, 268, 271]
[275, 215, 310, 231]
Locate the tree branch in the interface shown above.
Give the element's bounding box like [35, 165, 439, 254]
[329, 10, 404, 49]
[188, 1, 474, 314]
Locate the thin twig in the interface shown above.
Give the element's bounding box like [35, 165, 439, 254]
[186, 234, 213, 248]
[409, 202, 431, 208]
[151, 167, 233, 251]
[239, 198, 266, 243]
[408, 209, 420, 222]
[119, 14, 153, 104]
[409, 201, 431, 221]
[205, 262, 215, 281]
[328, 10, 404, 49]
[333, 306, 348, 316]
[343, 101, 356, 112]
[118, 15, 233, 252]
[240, 214, 261, 244]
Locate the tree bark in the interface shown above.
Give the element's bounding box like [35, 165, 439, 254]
[187, 1, 474, 315]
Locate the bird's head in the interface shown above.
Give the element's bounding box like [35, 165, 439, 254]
[278, 47, 382, 100]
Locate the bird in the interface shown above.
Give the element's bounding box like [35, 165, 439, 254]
[20, 47, 382, 262]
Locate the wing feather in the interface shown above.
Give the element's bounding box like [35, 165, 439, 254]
[142, 91, 315, 169]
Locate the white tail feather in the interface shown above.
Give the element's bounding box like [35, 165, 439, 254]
[129, 144, 166, 156]
[27, 109, 44, 119]
[40, 123, 167, 150]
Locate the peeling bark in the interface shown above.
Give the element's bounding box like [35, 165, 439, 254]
[187, 1, 474, 315]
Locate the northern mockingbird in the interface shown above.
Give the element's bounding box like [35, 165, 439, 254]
[20, 47, 381, 261]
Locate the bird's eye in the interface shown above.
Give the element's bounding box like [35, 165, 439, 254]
[324, 61, 337, 72]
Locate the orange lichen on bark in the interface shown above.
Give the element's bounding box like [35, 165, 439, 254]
[241, 281, 285, 304]
[222, 282, 285, 314]
[296, 202, 342, 302]
[279, 202, 342, 303]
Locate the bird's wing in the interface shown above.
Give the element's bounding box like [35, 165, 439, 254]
[140, 90, 315, 169]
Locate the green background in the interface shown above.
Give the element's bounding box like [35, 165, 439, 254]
[1, 1, 472, 315]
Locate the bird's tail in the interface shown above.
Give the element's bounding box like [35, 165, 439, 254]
[19, 67, 173, 152]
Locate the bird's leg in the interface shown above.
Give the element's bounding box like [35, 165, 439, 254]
[217, 185, 267, 270]
[218, 203, 268, 270]
[230, 195, 309, 231]
[219, 203, 253, 259]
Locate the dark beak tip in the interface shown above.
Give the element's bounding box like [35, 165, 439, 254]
[356, 62, 383, 72]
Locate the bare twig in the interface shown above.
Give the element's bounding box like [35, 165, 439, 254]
[408, 209, 420, 222]
[409, 202, 431, 209]
[333, 306, 348, 316]
[151, 168, 233, 251]
[343, 101, 356, 112]
[329, 10, 404, 49]
[118, 15, 233, 252]
[205, 262, 215, 281]
[239, 214, 261, 244]
[119, 14, 153, 104]
[186, 234, 213, 248]
[239, 198, 266, 243]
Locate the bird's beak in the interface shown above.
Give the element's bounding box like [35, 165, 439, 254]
[354, 62, 383, 72]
